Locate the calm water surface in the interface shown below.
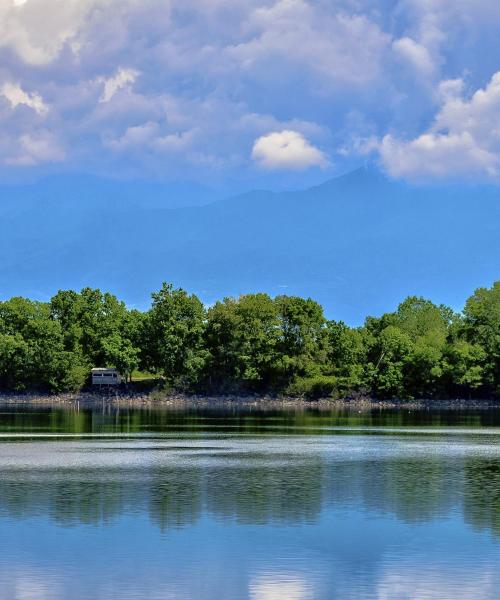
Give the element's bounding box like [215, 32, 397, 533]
[0, 405, 499, 600]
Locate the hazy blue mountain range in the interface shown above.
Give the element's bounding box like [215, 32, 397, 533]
[0, 168, 498, 325]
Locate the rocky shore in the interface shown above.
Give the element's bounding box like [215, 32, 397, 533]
[0, 391, 498, 411]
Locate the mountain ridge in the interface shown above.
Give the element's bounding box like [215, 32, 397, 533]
[0, 168, 498, 324]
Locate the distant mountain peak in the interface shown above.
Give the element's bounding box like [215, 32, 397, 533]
[312, 166, 389, 193]
[0, 164, 498, 326]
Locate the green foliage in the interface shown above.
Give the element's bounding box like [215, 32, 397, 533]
[142, 283, 208, 389]
[275, 295, 327, 383]
[393, 296, 451, 342]
[442, 340, 486, 393]
[361, 297, 460, 399]
[102, 334, 139, 382]
[365, 325, 414, 398]
[204, 294, 281, 391]
[0, 281, 498, 399]
[325, 321, 366, 385]
[50, 287, 131, 366]
[0, 332, 31, 391]
[51, 354, 88, 393]
[462, 282, 500, 394]
[286, 375, 339, 400]
[0, 297, 85, 391]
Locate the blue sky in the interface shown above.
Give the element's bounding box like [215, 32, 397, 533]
[2, 0, 500, 193]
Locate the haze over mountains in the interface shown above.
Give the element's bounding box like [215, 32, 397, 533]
[0, 168, 498, 325]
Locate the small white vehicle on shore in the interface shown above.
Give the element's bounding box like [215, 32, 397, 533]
[91, 368, 123, 386]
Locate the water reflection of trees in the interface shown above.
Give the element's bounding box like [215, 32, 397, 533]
[149, 466, 203, 531]
[0, 453, 499, 535]
[0, 471, 144, 526]
[463, 458, 500, 536]
[6, 406, 500, 435]
[205, 458, 323, 525]
[323, 458, 460, 523]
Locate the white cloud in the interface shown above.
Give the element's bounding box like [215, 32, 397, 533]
[252, 130, 327, 170]
[436, 78, 465, 102]
[0, 1, 403, 177]
[377, 70, 500, 180]
[393, 37, 436, 77]
[229, 0, 390, 87]
[2, 0, 500, 182]
[99, 68, 139, 103]
[0, 0, 98, 65]
[6, 131, 65, 165]
[105, 120, 198, 154]
[106, 121, 158, 150]
[1, 82, 48, 115]
[391, 0, 500, 85]
[379, 132, 498, 179]
[435, 72, 500, 138]
[398, 0, 500, 28]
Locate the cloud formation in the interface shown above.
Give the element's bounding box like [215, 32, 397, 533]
[229, 0, 389, 87]
[252, 130, 327, 170]
[0, 0, 96, 65]
[99, 68, 139, 103]
[392, 37, 436, 78]
[378, 71, 500, 180]
[1, 82, 47, 114]
[1, 0, 500, 184]
[6, 131, 65, 166]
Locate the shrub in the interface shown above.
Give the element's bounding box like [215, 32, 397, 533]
[286, 375, 339, 400]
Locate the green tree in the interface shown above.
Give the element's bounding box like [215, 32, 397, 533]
[50, 287, 141, 385]
[0, 282, 498, 398]
[325, 320, 367, 388]
[50, 288, 132, 365]
[142, 283, 207, 388]
[362, 297, 454, 398]
[0, 332, 31, 391]
[442, 340, 486, 395]
[102, 334, 139, 382]
[393, 296, 451, 342]
[365, 325, 414, 398]
[0, 297, 86, 391]
[275, 295, 326, 384]
[205, 294, 281, 391]
[461, 282, 500, 394]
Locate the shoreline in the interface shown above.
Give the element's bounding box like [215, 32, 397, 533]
[0, 392, 499, 411]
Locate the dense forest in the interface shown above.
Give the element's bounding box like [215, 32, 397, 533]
[0, 282, 498, 399]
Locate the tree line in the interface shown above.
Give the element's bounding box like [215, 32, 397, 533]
[0, 281, 498, 399]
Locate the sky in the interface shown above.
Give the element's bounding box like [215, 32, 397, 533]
[2, 0, 500, 193]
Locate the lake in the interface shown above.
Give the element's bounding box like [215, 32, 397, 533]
[0, 405, 499, 599]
